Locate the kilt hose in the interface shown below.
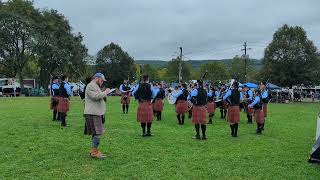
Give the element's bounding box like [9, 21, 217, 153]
[84, 114, 105, 135]
[50, 97, 59, 110]
[57, 97, 69, 113]
[153, 99, 164, 112]
[206, 101, 216, 114]
[254, 109, 265, 124]
[227, 106, 240, 124]
[137, 101, 153, 123]
[121, 93, 131, 105]
[175, 100, 189, 114]
[262, 103, 268, 117]
[192, 106, 207, 125]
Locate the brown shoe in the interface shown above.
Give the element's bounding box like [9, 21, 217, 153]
[90, 148, 105, 159]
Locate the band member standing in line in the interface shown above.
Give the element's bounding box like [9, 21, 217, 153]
[188, 80, 208, 140]
[173, 83, 189, 125]
[84, 73, 110, 159]
[219, 85, 228, 119]
[223, 81, 243, 137]
[50, 76, 60, 121]
[243, 85, 254, 124]
[260, 82, 269, 130]
[57, 75, 73, 127]
[248, 90, 265, 134]
[188, 83, 194, 119]
[153, 83, 165, 121]
[119, 80, 133, 114]
[206, 86, 216, 124]
[132, 75, 156, 137]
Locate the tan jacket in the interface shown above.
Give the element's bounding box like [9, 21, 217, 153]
[84, 81, 106, 115]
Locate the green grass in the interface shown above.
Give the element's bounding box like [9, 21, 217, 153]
[0, 97, 319, 179]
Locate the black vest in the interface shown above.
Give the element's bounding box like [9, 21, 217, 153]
[253, 95, 263, 110]
[230, 89, 240, 106]
[194, 88, 208, 106]
[59, 82, 69, 98]
[122, 84, 130, 92]
[177, 89, 188, 101]
[136, 83, 152, 102]
[156, 88, 165, 99]
[51, 83, 59, 97]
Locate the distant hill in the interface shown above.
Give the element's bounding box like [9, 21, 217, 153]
[136, 59, 263, 69]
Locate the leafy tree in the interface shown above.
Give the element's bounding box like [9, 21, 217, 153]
[199, 62, 230, 83]
[229, 55, 258, 82]
[262, 24, 320, 87]
[167, 57, 192, 82]
[96, 43, 136, 87]
[0, 0, 39, 87]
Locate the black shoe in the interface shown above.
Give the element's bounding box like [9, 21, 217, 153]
[208, 120, 212, 124]
[192, 135, 201, 140]
[145, 133, 152, 137]
[256, 129, 262, 135]
[202, 136, 207, 140]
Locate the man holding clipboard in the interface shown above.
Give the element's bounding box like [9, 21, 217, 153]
[83, 73, 114, 159]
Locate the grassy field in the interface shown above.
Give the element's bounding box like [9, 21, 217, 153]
[0, 97, 319, 179]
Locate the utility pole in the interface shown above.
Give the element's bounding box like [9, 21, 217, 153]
[241, 42, 251, 82]
[178, 47, 183, 83]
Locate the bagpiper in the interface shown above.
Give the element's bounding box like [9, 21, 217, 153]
[260, 82, 269, 130]
[132, 75, 156, 137]
[119, 80, 133, 114]
[243, 85, 254, 124]
[207, 86, 216, 124]
[223, 81, 243, 137]
[50, 76, 60, 121]
[173, 83, 189, 125]
[188, 80, 208, 140]
[248, 90, 265, 134]
[57, 75, 72, 127]
[219, 85, 228, 119]
[153, 83, 165, 121]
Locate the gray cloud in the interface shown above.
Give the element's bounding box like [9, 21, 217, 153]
[33, 0, 320, 60]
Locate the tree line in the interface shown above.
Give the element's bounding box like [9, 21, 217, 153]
[1, 0, 319, 88]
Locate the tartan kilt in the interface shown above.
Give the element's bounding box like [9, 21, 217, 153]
[246, 105, 254, 115]
[262, 103, 268, 117]
[175, 100, 189, 114]
[254, 109, 265, 124]
[153, 99, 164, 112]
[121, 93, 131, 105]
[84, 114, 105, 135]
[57, 97, 69, 113]
[192, 106, 207, 125]
[50, 97, 59, 110]
[137, 101, 153, 123]
[206, 101, 216, 114]
[227, 106, 240, 124]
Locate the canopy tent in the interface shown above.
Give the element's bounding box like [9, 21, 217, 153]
[267, 83, 281, 90]
[309, 114, 320, 164]
[241, 82, 258, 89]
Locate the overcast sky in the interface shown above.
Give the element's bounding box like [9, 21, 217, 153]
[33, 0, 320, 61]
